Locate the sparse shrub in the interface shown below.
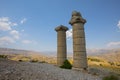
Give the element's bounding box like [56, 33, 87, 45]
[100, 64, 103, 66]
[87, 57, 90, 60]
[60, 59, 72, 69]
[108, 62, 115, 66]
[116, 63, 120, 66]
[103, 75, 119, 80]
[39, 61, 46, 63]
[30, 59, 38, 63]
[90, 58, 101, 62]
[18, 60, 23, 62]
[92, 72, 97, 75]
[0, 55, 7, 58]
[88, 57, 103, 62]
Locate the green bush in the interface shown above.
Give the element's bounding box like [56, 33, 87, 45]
[88, 58, 102, 62]
[108, 62, 115, 66]
[30, 59, 38, 63]
[100, 64, 103, 66]
[103, 75, 119, 80]
[18, 60, 23, 62]
[39, 61, 46, 63]
[0, 55, 7, 58]
[116, 63, 120, 66]
[60, 59, 72, 69]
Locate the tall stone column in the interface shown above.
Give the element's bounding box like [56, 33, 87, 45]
[55, 25, 68, 66]
[69, 11, 88, 70]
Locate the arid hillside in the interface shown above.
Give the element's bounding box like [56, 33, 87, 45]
[0, 48, 56, 64]
[0, 48, 120, 80]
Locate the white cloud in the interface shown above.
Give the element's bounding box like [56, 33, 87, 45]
[12, 23, 17, 26]
[0, 17, 37, 48]
[0, 17, 36, 47]
[22, 40, 32, 44]
[0, 36, 15, 45]
[107, 41, 120, 47]
[117, 20, 120, 29]
[0, 17, 9, 22]
[0, 17, 17, 31]
[10, 30, 20, 39]
[66, 29, 72, 39]
[20, 18, 27, 24]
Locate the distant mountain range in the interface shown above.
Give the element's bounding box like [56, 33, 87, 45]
[0, 48, 56, 63]
[0, 47, 120, 56]
[0, 48, 44, 56]
[87, 48, 120, 63]
[87, 48, 120, 55]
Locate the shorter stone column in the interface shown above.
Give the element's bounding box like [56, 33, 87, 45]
[55, 25, 68, 66]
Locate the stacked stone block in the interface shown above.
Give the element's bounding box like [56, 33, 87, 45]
[55, 25, 68, 66]
[69, 11, 88, 70]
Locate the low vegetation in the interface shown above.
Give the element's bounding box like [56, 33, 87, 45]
[88, 57, 104, 62]
[0, 55, 7, 59]
[60, 59, 72, 69]
[18, 59, 23, 62]
[39, 61, 46, 63]
[89, 57, 120, 74]
[30, 59, 39, 63]
[0, 50, 120, 78]
[102, 75, 119, 80]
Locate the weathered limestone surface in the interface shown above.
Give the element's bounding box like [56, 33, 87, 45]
[55, 25, 68, 66]
[69, 11, 88, 70]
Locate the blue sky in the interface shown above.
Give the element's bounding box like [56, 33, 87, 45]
[0, 0, 120, 53]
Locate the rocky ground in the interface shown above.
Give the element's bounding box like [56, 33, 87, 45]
[0, 58, 102, 80]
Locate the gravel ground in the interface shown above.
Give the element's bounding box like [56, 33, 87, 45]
[0, 59, 102, 80]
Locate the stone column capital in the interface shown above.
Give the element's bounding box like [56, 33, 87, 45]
[55, 25, 68, 32]
[69, 11, 86, 25]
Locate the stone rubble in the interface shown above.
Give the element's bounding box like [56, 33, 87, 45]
[0, 59, 102, 80]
